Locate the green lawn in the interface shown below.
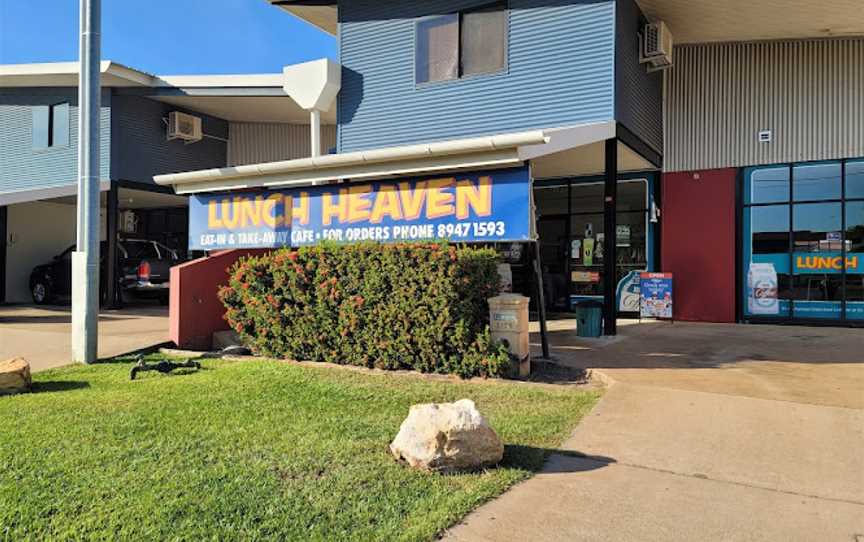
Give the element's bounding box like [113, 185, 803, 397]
[0, 356, 599, 541]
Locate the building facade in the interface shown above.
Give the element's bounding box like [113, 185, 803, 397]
[158, 2, 864, 331]
[0, 62, 336, 304]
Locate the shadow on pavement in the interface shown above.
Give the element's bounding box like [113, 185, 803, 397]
[503, 444, 616, 474]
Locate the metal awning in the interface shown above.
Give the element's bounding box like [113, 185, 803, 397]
[153, 121, 630, 194]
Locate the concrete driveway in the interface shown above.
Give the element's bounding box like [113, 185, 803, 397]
[445, 321, 864, 541]
[0, 305, 170, 372]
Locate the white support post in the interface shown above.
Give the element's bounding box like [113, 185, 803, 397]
[310, 109, 321, 157]
[72, 0, 101, 364]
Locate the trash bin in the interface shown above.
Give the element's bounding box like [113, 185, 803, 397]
[574, 300, 603, 337]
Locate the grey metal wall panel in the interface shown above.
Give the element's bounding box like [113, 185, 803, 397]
[0, 88, 111, 195]
[227, 123, 337, 166]
[337, 0, 616, 153]
[615, 0, 663, 153]
[112, 95, 228, 185]
[665, 38, 864, 172]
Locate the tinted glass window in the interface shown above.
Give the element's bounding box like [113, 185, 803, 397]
[51, 102, 70, 147]
[32, 106, 49, 149]
[416, 14, 459, 84]
[461, 4, 507, 77]
[749, 167, 789, 204]
[534, 184, 568, 216]
[751, 205, 789, 254]
[846, 201, 864, 318]
[793, 202, 842, 253]
[123, 242, 160, 260]
[793, 163, 842, 201]
[846, 161, 864, 199]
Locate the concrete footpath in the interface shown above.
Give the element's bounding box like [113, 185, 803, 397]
[0, 305, 169, 372]
[445, 321, 864, 542]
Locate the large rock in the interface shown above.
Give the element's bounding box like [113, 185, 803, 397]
[0, 358, 32, 396]
[390, 399, 504, 473]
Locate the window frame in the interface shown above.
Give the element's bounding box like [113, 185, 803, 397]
[414, 1, 509, 87]
[32, 102, 71, 151]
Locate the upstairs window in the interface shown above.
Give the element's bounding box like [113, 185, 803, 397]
[415, 2, 508, 85]
[32, 102, 70, 149]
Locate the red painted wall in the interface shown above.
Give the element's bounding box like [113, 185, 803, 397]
[661, 169, 737, 323]
[169, 249, 268, 350]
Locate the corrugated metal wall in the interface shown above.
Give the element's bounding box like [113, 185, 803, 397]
[337, 0, 616, 153]
[665, 38, 864, 172]
[0, 88, 111, 195]
[615, 0, 663, 153]
[112, 95, 228, 184]
[228, 123, 337, 166]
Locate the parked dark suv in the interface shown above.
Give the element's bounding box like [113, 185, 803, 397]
[29, 239, 180, 305]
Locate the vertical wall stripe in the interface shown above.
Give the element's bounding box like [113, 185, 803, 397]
[228, 123, 337, 166]
[665, 38, 864, 172]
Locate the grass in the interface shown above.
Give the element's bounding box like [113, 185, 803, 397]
[0, 356, 599, 541]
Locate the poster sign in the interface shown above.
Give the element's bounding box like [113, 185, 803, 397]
[188, 166, 532, 250]
[639, 272, 673, 319]
[748, 263, 779, 315]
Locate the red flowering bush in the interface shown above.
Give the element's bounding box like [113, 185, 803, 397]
[219, 242, 511, 378]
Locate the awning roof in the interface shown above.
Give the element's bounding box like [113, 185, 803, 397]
[154, 121, 647, 195]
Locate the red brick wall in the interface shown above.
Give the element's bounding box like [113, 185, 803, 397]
[661, 169, 737, 323]
[169, 249, 268, 350]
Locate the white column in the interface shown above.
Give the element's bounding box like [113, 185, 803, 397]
[310, 109, 321, 157]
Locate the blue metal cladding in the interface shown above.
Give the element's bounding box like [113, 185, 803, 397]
[111, 95, 228, 185]
[337, 0, 617, 153]
[614, 0, 662, 153]
[0, 88, 111, 195]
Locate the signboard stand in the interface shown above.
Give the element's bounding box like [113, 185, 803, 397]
[638, 272, 674, 324]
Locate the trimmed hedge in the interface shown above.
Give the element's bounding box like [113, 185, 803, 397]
[219, 242, 512, 378]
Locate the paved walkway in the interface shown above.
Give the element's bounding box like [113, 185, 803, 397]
[445, 321, 864, 541]
[0, 305, 169, 372]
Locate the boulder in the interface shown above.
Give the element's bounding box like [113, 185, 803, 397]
[390, 399, 504, 473]
[0, 358, 32, 396]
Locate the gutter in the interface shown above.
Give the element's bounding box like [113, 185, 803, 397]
[154, 130, 550, 194]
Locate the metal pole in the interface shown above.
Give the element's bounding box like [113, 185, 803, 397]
[72, 0, 101, 363]
[603, 138, 618, 336]
[532, 241, 551, 359]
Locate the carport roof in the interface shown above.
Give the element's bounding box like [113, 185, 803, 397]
[0, 61, 337, 124]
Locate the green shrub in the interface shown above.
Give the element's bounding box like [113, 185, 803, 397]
[219, 242, 512, 378]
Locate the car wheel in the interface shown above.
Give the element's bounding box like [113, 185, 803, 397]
[31, 281, 53, 305]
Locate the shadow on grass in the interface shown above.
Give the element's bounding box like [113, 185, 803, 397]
[502, 444, 616, 474]
[30, 381, 91, 394]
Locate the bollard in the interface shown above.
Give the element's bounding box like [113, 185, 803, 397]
[488, 294, 531, 377]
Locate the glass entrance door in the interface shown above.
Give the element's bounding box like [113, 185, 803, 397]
[743, 159, 864, 323]
[533, 176, 655, 314]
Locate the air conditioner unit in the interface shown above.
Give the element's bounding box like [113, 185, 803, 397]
[641, 21, 674, 71]
[167, 111, 202, 143]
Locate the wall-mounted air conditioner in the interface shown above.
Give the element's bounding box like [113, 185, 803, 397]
[640, 21, 674, 71]
[167, 111, 203, 143]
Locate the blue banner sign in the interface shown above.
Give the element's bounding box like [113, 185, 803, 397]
[188, 167, 533, 250]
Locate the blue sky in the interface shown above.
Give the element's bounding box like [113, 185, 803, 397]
[0, 0, 336, 74]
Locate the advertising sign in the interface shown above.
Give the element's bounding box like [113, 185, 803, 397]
[747, 263, 779, 315]
[188, 167, 532, 250]
[639, 272, 673, 319]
